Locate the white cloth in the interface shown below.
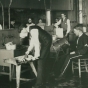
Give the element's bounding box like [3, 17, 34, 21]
[27, 29, 40, 58]
[4, 55, 34, 65]
[20, 25, 40, 59]
[19, 23, 35, 38]
[19, 28, 28, 38]
[56, 28, 63, 38]
[26, 23, 35, 32]
[0, 24, 2, 30]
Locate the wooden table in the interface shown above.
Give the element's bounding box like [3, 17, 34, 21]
[0, 47, 37, 88]
[0, 47, 26, 80]
[0, 47, 26, 86]
[0, 47, 27, 66]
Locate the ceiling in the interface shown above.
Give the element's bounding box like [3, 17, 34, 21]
[0, 0, 73, 10]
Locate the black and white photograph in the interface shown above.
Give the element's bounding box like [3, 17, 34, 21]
[0, 0, 88, 88]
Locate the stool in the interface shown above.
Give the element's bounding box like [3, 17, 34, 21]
[4, 56, 37, 88]
[72, 58, 88, 78]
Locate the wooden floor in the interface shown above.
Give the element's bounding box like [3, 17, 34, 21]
[0, 49, 88, 88]
[0, 69, 88, 88]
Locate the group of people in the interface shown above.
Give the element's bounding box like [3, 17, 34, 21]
[0, 17, 46, 30]
[54, 24, 88, 79]
[10, 17, 45, 30]
[0, 11, 86, 88]
[60, 24, 88, 76]
[1, 12, 88, 88]
[19, 13, 88, 88]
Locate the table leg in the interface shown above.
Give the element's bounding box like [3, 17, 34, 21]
[16, 65, 21, 88]
[29, 62, 37, 77]
[9, 64, 12, 81]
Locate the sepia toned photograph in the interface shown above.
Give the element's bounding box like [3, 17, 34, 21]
[0, 0, 88, 88]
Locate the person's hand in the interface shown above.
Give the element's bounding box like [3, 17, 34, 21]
[32, 57, 39, 61]
[25, 50, 29, 55]
[65, 33, 68, 37]
[24, 55, 39, 61]
[25, 55, 33, 61]
[70, 51, 75, 54]
[16, 56, 25, 62]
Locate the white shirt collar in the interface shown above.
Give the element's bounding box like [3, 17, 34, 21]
[26, 23, 35, 32]
[78, 33, 83, 38]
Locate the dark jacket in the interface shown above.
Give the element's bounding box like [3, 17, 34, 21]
[61, 18, 67, 31]
[75, 33, 88, 55]
[29, 25, 52, 46]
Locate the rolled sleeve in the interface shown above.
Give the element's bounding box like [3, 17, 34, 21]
[66, 19, 71, 34]
[30, 29, 40, 58]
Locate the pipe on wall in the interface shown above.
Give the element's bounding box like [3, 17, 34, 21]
[46, 9, 51, 26]
[79, 0, 83, 23]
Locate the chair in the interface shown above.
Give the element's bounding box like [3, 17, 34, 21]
[72, 58, 88, 78]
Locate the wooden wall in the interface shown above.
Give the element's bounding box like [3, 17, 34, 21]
[0, 29, 20, 47]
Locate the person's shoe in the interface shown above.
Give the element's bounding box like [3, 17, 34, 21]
[54, 74, 62, 81]
[54, 73, 64, 81]
[59, 73, 63, 78]
[32, 85, 41, 88]
[43, 82, 50, 88]
[32, 84, 47, 88]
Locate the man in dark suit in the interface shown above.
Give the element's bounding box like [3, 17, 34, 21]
[20, 25, 52, 88]
[59, 24, 88, 77]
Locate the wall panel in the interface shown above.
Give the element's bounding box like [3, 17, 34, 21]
[51, 0, 73, 10]
[0, 0, 73, 10]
